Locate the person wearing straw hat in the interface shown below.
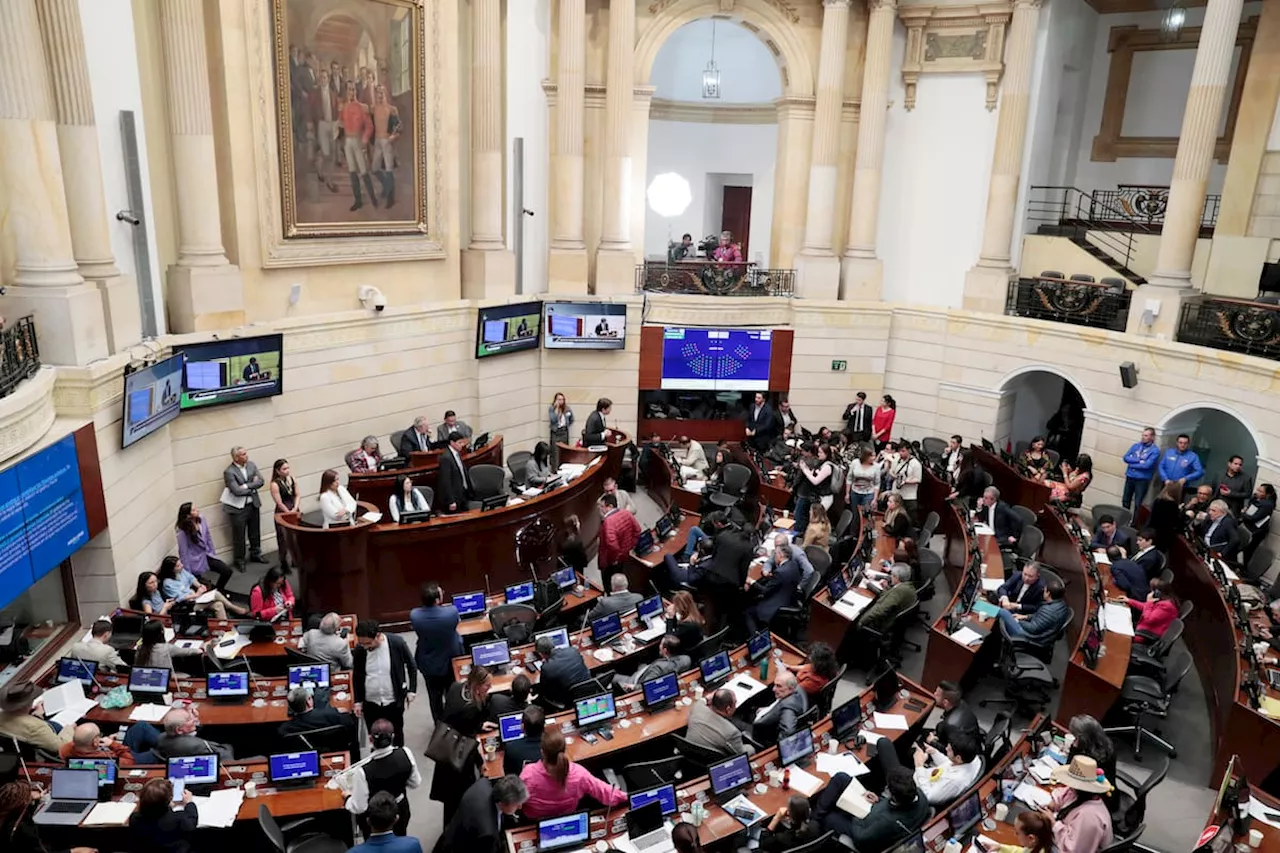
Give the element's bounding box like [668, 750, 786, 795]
[1045, 755, 1114, 853]
[0, 681, 73, 754]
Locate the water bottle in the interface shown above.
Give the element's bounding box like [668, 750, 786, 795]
[759, 654, 769, 681]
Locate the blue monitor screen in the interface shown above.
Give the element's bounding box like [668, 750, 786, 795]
[948, 791, 983, 836]
[288, 664, 331, 688]
[637, 595, 662, 622]
[453, 591, 487, 616]
[709, 753, 752, 795]
[590, 612, 622, 643]
[56, 658, 96, 686]
[207, 672, 249, 697]
[122, 354, 183, 448]
[67, 757, 117, 787]
[832, 697, 864, 735]
[538, 812, 590, 851]
[505, 582, 535, 605]
[700, 651, 731, 685]
[167, 755, 218, 785]
[660, 328, 773, 392]
[552, 567, 577, 589]
[827, 572, 848, 601]
[535, 627, 570, 650]
[633, 529, 655, 555]
[269, 751, 320, 783]
[642, 672, 679, 708]
[630, 784, 678, 816]
[748, 630, 772, 662]
[472, 640, 511, 668]
[499, 713, 524, 742]
[779, 727, 813, 767]
[129, 667, 170, 693]
[574, 693, 615, 729]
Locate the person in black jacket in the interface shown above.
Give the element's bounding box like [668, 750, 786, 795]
[978, 486, 1023, 547]
[489, 674, 531, 719]
[812, 767, 930, 853]
[760, 795, 819, 853]
[431, 669, 495, 824]
[582, 398, 611, 446]
[353, 619, 417, 747]
[532, 636, 592, 708]
[1241, 483, 1276, 566]
[434, 775, 529, 853]
[745, 392, 778, 452]
[928, 681, 982, 751]
[129, 777, 198, 853]
[1199, 500, 1239, 556]
[995, 564, 1045, 615]
[503, 705, 546, 775]
[436, 432, 473, 513]
[278, 685, 357, 745]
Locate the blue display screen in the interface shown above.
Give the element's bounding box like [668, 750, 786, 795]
[700, 651, 731, 685]
[505, 582, 535, 605]
[630, 784, 677, 816]
[167, 755, 217, 785]
[709, 753, 752, 795]
[637, 595, 662, 622]
[472, 640, 511, 667]
[129, 667, 170, 693]
[538, 812, 590, 850]
[574, 692, 615, 728]
[453, 591, 487, 616]
[827, 572, 849, 602]
[499, 713, 524, 742]
[779, 727, 813, 767]
[56, 658, 96, 686]
[660, 328, 773, 391]
[590, 611, 622, 643]
[642, 673, 679, 708]
[207, 672, 249, 696]
[748, 630, 772, 662]
[552, 567, 577, 589]
[535, 627, 570, 650]
[269, 751, 319, 782]
[288, 664, 330, 688]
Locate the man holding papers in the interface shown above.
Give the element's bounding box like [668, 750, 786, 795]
[812, 765, 930, 852]
[0, 681, 72, 754]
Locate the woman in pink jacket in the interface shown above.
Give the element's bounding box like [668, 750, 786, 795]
[249, 566, 294, 621]
[1046, 756, 1113, 853]
[519, 727, 625, 819]
[1125, 578, 1178, 644]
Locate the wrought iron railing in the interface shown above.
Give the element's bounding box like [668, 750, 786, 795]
[1025, 186, 1144, 274]
[1178, 297, 1280, 360]
[0, 316, 40, 399]
[1006, 277, 1131, 332]
[1091, 184, 1220, 231]
[635, 261, 795, 297]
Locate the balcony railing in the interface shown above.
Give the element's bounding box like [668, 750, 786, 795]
[0, 316, 40, 399]
[1178, 297, 1280, 360]
[1090, 184, 1220, 233]
[1006, 276, 1131, 332]
[635, 260, 795, 297]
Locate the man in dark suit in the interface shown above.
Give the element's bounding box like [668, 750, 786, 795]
[616, 634, 692, 692]
[1200, 499, 1239, 556]
[532, 635, 591, 709]
[278, 686, 357, 743]
[353, 619, 417, 747]
[995, 579, 1071, 652]
[583, 398, 612, 446]
[502, 705, 545, 775]
[435, 774, 529, 853]
[744, 392, 777, 452]
[978, 486, 1023, 547]
[398, 415, 435, 456]
[813, 767, 930, 853]
[352, 791, 423, 852]
[752, 670, 808, 745]
[843, 392, 874, 444]
[1109, 530, 1163, 599]
[409, 582, 462, 722]
[928, 681, 981, 750]
[745, 538, 804, 633]
[436, 432, 472, 513]
[434, 410, 473, 443]
[489, 675, 531, 719]
[1090, 514, 1133, 554]
[220, 446, 265, 571]
[995, 562, 1044, 614]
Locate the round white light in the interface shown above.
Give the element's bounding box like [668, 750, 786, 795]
[647, 172, 692, 218]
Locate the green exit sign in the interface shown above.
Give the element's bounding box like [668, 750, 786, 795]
[831, 360, 847, 371]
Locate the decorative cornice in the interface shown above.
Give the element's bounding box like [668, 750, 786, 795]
[898, 3, 1012, 110]
[0, 368, 59, 465]
[646, 96, 860, 125]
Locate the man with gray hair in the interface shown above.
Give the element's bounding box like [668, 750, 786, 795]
[855, 564, 918, 636]
[397, 414, 435, 456]
[278, 684, 357, 742]
[587, 573, 644, 620]
[439, 774, 529, 853]
[153, 708, 234, 761]
[978, 485, 1023, 546]
[299, 612, 354, 669]
[221, 445, 265, 572]
[751, 669, 807, 745]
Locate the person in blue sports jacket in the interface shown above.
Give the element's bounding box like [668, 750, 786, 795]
[1121, 427, 1161, 510]
[1157, 434, 1204, 495]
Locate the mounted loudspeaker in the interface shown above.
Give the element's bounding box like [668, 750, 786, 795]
[1119, 362, 1139, 389]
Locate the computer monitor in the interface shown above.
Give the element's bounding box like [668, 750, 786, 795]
[947, 791, 983, 837]
[472, 640, 511, 668]
[633, 529, 655, 555]
[498, 713, 524, 742]
[636, 595, 663, 623]
[268, 751, 321, 785]
[551, 566, 577, 590]
[747, 630, 772, 663]
[56, 658, 96, 687]
[538, 812, 590, 852]
[505, 581, 535, 606]
[827, 572, 849, 602]
[453, 591, 487, 617]
[655, 515, 674, 539]
[885, 831, 926, 853]
[779, 727, 814, 768]
[629, 783, 678, 816]
[574, 692, 616, 730]
[67, 758, 117, 787]
[48, 768, 98, 801]
[708, 753, 752, 798]
[207, 671, 250, 699]
[642, 672, 680, 710]
[872, 666, 901, 711]
[128, 666, 171, 695]
[534, 627, 571, 651]
[167, 755, 218, 786]
[287, 663, 331, 689]
[699, 651, 732, 686]
[831, 696, 865, 740]
[590, 611, 623, 644]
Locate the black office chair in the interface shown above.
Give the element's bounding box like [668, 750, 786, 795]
[689, 627, 730, 662]
[489, 603, 538, 646]
[672, 734, 732, 776]
[917, 511, 940, 544]
[469, 464, 507, 500]
[618, 755, 684, 791]
[793, 704, 820, 732]
[808, 663, 846, 717]
[1245, 546, 1275, 583]
[980, 608, 1072, 715]
[862, 601, 921, 670]
[1008, 525, 1043, 575]
[1100, 277, 1127, 292]
[1099, 824, 1147, 853]
[1157, 567, 1174, 586]
[709, 463, 752, 508]
[388, 430, 407, 457]
[1036, 566, 1064, 591]
[1128, 617, 1183, 680]
[534, 598, 565, 632]
[507, 450, 533, 487]
[804, 546, 833, 581]
[773, 572, 823, 644]
[920, 437, 948, 463]
[257, 804, 347, 853]
[1111, 756, 1168, 840]
[1011, 505, 1037, 529]
[777, 830, 835, 853]
[914, 548, 944, 612]
[833, 509, 855, 540]
[984, 712, 1012, 765]
[1106, 652, 1191, 760]
[279, 724, 353, 755]
[1089, 503, 1133, 530]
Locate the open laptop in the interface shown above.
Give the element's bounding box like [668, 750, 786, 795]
[626, 800, 675, 853]
[505, 581, 536, 606]
[288, 663, 331, 689]
[453, 591, 488, 619]
[633, 595, 666, 643]
[590, 611, 624, 646]
[872, 666, 901, 711]
[32, 769, 99, 825]
[708, 752, 753, 805]
[268, 750, 321, 790]
[699, 651, 733, 689]
[55, 658, 97, 687]
[498, 712, 524, 743]
[538, 811, 590, 852]
[575, 692, 616, 735]
[747, 630, 772, 663]
[206, 671, 250, 703]
[632, 529, 657, 557]
[831, 696, 867, 743]
[128, 666, 171, 702]
[534, 627, 571, 651]
[779, 726, 814, 769]
[551, 566, 578, 590]
[655, 514, 675, 540]
[641, 672, 680, 712]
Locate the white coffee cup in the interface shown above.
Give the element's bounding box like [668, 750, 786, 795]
[1249, 829, 1264, 849]
[994, 803, 1008, 822]
[244, 781, 257, 799]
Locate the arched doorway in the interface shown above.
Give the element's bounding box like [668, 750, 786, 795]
[997, 368, 1089, 463]
[1158, 405, 1263, 484]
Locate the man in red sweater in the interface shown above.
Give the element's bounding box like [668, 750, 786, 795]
[597, 493, 641, 592]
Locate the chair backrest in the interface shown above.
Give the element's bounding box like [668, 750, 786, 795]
[507, 450, 533, 486]
[919, 511, 940, 543]
[1157, 566, 1174, 586]
[1037, 567, 1063, 590]
[469, 463, 507, 499]
[834, 509, 854, 540]
[794, 704, 820, 730]
[672, 733, 733, 769]
[1089, 503, 1133, 530]
[1045, 449, 1061, 468]
[918, 548, 944, 584]
[778, 830, 835, 853]
[343, 449, 360, 472]
[1176, 599, 1193, 621]
[418, 485, 435, 508]
[621, 755, 684, 791]
[890, 601, 920, 646]
[1122, 755, 1169, 832]
[811, 664, 845, 716]
[722, 463, 752, 494]
[489, 604, 538, 645]
[570, 677, 610, 700]
[799, 567, 823, 601]
[804, 546, 832, 582]
[1012, 505, 1037, 528]
[280, 724, 352, 755]
[985, 712, 1012, 763]
[1151, 618, 1184, 658]
[389, 430, 406, 455]
[1247, 546, 1275, 583]
[690, 626, 730, 661]
[1070, 273, 1096, 283]
[1016, 525, 1044, 559]
[977, 470, 993, 491]
[1100, 277, 1126, 291]
[1040, 270, 1064, 279]
[535, 598, 565, 630]
[1163, 651, 1193, 694]
[1098, 824, 1146, 853]
[258, 804, 287, 852]
[920, 437, 948, 460]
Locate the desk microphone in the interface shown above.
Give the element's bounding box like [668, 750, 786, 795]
[214, 752, 243, 788]
[74, 654, 105, 695]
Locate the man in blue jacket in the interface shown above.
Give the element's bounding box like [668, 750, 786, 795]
[1121, 427, 1160, 510]
[745, 539, 808, 633]
[352, 791, 423, 852]
[409, 581, 462, 723]
[1158, 433, 1204, 495]
[996, 578, 1071, 651]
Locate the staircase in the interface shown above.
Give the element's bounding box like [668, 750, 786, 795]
[1034, 223, 1148, 285]
[1026, 186, 1160, 286]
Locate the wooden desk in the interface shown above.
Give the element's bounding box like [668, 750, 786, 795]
[625, 512, 701, 597]
[733, 443, 789, 514]
[558, 430, 631, 483]
[347, 435, 505, 512]
[801, 513, 895, 652]
[970, 445, 1052, 514]
[456, 579, 602, 639]
[640, 446, 708, 516]
[1203, 781, 1280, 852]
[204, 614, 358, 657]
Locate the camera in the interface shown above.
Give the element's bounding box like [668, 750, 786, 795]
[373, 292, 386, 312]
[358, 285, 388, 313]
[115, 210, 141, 226]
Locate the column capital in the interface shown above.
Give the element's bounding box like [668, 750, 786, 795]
[1012, 0, 1044, 11]
[868, 0, 897, 12]
[824, 0, 853, 8]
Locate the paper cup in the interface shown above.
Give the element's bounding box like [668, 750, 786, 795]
[994, 803, 1008, 822]
[1249, 830, 1263, 849]
[244, 781, 257, 799]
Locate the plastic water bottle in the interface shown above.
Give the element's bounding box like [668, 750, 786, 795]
[759, 654, 769, 681]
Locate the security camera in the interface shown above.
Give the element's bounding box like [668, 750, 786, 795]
[115, 210, 141, 227]
[358, 285, 387, 313]
[373, 292, 386, 312]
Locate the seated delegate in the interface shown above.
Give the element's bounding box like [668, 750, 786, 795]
[532, 636, 590, 710]
[812, 766, 930, 853]
[587, 573, 643, 621]
[298, 612, 354, 670]
[526, 441, 556, 486]
[158, 555, 247, 620]
[751, 670, 808, 746]
[1123, 578, 1178, 643]
[685, 689, 752, 756]
[348, 435, 383, 473]
[1107, 529, 1162, 600]
[996, 578, 1071, 651]
[278, 685, 357, 741]
[1089, 514, 1132, 554]
[249, 565, 294, 621]
[615, 635, 691, 693]
[910, 733, 983, 806]
[996, 562, 1044, 614]
[929, 681, 982, 750]
[518, 727, 626, 820]
[503, 705, 547, 775]
[389, 473, 431, 521]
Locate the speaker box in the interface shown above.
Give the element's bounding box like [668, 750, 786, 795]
[1119, 362, 1139, 388]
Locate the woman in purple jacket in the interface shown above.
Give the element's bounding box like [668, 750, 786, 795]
[175, 502, 234, 591]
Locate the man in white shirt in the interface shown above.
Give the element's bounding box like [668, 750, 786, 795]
[892, 445, 923, 523]
[909, 732, 982, 805]
[68, 620, 126, 671]
[944, 435, 965, 484]
[673, 436, 709, 480]
[353, 619, 416, 747]
[603, 476, 638, 516]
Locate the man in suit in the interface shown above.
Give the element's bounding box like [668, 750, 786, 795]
[685, 689, 753, 755]
[353, 619, 417, 747]
[745, 537, 805, 633]
[995, 578, 1071, 651]
[1109, 530, 1164, 599]
[843, 392, 874, 444]
[928, 681, 982, 750]
[744, 392, 777, 452]
[434, 410, 473, 443]
[398, 415, 435, 456]
[1090, 514, 1132, 554]
[813, 767, 930, 853]
[532, 635, 591, 709]
[1215, 454, 1254, 516]
[353, 791, 423, 852]
[220, 446, 265, 571]
[502, 705, 546, 774]
[995, 562, 1044, 614]
[435, 775, 528, 853]
[752, 670, 808, 745]
[489, 675, 531, 719]
[583, 397, 612, 446]
[616, 634, 692, 692]
[68, 619, 126, 671]
[409, 582, 462, 722]
[978, 486, 1023, 547]
[1201, 499, 1239, 556]
[588, 573, 644, 621]
[152, 708, 234, 761]
[436, 432, 472, 513]
[278, 686, 357, 743]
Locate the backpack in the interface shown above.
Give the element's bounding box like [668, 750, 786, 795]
[828, 461, 845, 496]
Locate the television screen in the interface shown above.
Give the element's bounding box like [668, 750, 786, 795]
[660, 327, 772, 391]
[543, 302, 627, 350]
[122, 354, 183, 448]
[476, 301, 541, 358]
[176, 334, 284, 410]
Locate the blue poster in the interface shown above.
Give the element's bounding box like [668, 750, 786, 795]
[0, 465, 33, 611]
[15, 435, 88, 581]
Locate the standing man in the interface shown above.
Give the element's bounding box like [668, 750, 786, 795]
[409, 582, 462, 723]
[1121, 427, 1160, 510]
[892, 444, 923, 524]
[1214, 455, 1254, 516]
[314, 70, 340, 188]
[353, 619, 416, 747]
[944, 435, 965, 484]
[744, 392, 777, 453]
[602, 476, 638, 516]
[1158, 434, 1204, 496]
[398, 415, 434, 457]
[597, 493, 641, 592]
[435, 410, 473, 443]
[339, 79, 377, 211]
[370, 85, 400, 208]
[777, 399, 799, 435]
[221, 446, 265, 572]
[843, 392, 873, 445]
[436, 432, 472, 513]
[583, 398, 612, 447]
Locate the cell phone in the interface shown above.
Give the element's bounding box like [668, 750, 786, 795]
[732, 807, 758, 823]
[171, 779, 185, 802]
[340, 627, 350, 638]
[598, 729, 614, 741]
[581, 732, 598, 745]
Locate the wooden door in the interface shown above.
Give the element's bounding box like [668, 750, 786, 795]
[721, 186, 752, 258]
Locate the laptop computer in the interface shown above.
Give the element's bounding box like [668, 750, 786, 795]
[872, 666, 901, 711]
[708, 752, 753, 805]
[472, 639, 512, 672]
[642, 672, 680, 712]
[574, 692, 616, 734]
[779, 726, 814, 768]
[655, 515, 675, 540]
[505, 581, 536, 606]
[633, 529, 657, 556]
[534, 627, 571, 651]
[747, 630, 772, 663]
[831, 696, 866, 743]
[32, 769, 99, 825]
[55, 658, 97, 687]
[633, 596, 666, 643]
[551, 566, 578, 590]
[207, 671, 250, 703]
[453, 591, 488, 619]
[128, 666, 171, 702]
[630, 783, 678, 818]
[699, 651, 733, 689]
[498, 713, 524, 743]
[268, 750, 321, 790]
[626, 801, 675, 853]
[538, 811, 590, 852]
[947, 790, 983, 837]
[288, 663, 331, 689]
[590, 611, 624, 645]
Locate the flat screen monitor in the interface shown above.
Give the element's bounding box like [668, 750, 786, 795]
[642, 672, 679, 709]
[534, 627, 571, 651]
[56, 658, 96, 686]
[498, 713, 524, 742]
[831, 696, 865, 739]
[779, 727, 813, 768]
[699, 651, 732, 685]
[872, 666, 901, 710]
[538, 812, 590, 852]
[827, 572, 849, 602]
[543, 302, 627, 350]
[129, 666, 170, 694]
[269, 751, 320, 784]
[551, 566, 577, 589]
[67, 757, 117, 787]
[176, 334, 284, 410]
[590, 611, 623, 644]
[288, 663, 331, 689]
[708, 753, 752, 796]
[655, 515, 674, 539]
[629, 783, 678, 816]
[453, 591, 487, 617]
[632, 529, 655, 555]
[207, 671, 249, 698]
[505, 581, 535, 606]
[167, 755, 218, 786]
[122, 354, 183, 448]
[48, 768, 98, 801]
[947, 791, 983, 837]
[747, 630, 772, 663]
[637, 595, 663, 623]
[476, 301, 541, 358]
[472, 640, 511, 668]
[660, 327, 773, 391]
[885, 832, 926, 853]
[574, 692, 616, 729]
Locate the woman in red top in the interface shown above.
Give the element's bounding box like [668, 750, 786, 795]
[249, 566, 295, 621]
[871, 395, 897, 451]
[1126, 578, 1177, 643]
[780, 642, 839, 697]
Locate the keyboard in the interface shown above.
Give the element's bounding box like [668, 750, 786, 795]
[635, 830, 674, 852]
[46, 802, 90, 814]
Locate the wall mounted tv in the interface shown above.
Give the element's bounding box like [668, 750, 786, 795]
[176, 334, 284, 410]
[122, 353, 184, 448]
[660, 327, 773, 391]
[543, 302, 627, 350]
[476, 301, 541, 358]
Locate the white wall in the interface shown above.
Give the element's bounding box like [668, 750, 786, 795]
[506, 0, 551, 293]
[649, 19, 783, 104]
[644, 121, 777, 262]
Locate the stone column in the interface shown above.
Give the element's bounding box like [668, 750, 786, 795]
[158, 0, 244, 332]
[1128, 0, 1245, 336]
[840, 0, 896, 300]
[462, 0, 515, 299]
[548, 0, 588, 294]
[794, 0, 852, 300]
[595, 0, 637, 295]
[962, 0, 1042, 315]
[0, 0, 108, 365]
[36, 0, 141, 353]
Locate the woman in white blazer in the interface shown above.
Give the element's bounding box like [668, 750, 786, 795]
[319, 468, 357, 528]
[390, 473, 431, 521]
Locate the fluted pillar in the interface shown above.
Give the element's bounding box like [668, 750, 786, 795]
[794, 0, 852, 300]
[158, 0, 243, 331]
[36, 0, 141, 352]
[962, 0, 1042, 314]
[840, 0, 896, 300]
[595, 0, 637, 295]
[0, 0, 108, 365]
[462, 0, 514, 299]
[548, 0, 588, 293]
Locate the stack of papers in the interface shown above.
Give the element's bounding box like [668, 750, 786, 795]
[815, 752, 869, 778]
[950, 626, 985, 647]
[683, 480, 706, 493]
[973, 523, 995, 536]
[193, 788, 244, 828]
[835, 775, 873, 818]
[872, 712, 908, 730]
[128, 703, 170, 722]
[82, 801, 137, 826]
[784, 765, 823, 796]
[1101, 602, 1135, 636]
[1092, 550, 1111, 565]
[981, 578, 1004, 592]
[1013, 782, 1053, 809]
[831, 594, 872, 621]
[39, 680, 98, 728]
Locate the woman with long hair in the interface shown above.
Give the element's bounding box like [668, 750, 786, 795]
[846, 446, 880, 510]
[1051, 454, 1092, 507]
[548, 393, 574, 468]
[518, 726, 625, 819]
[131, 571, 170, 615]
[175, 502, 234, 588]
[1126, 578, 1178, 643]
[664, 590, 705, 652]
[761, 794, 818, 853]
[158, 555, 246, 620]
[318, 469, 357, 528]
[781, 641, 839, 697]
[134, 619, 203, 678]
[1022, 436, 1050, 481]
[129, 777, 197, 852]
[994, 811, 1056, 853]
[269, 459, 298, 572]
[249, 566, 294, 621]
[1149, 479, 1185, 553]
[1, 778, 97, 853]
[442, 667, 494, 737]
[794, 443, 834, 536]
[894, 537, 922, 585]
[872, 395, 897, 451]
[672, 822, 703, 853]
[527, 441, 555, 487]
[389, 473, 430, 522]
[1067, 714, 1116, 784]
[883, 493, 912, 540]
[559, 514, 589, 577]
[802, 502, 832, 550]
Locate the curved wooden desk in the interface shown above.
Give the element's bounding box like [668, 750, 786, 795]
[346, 434, 505, 511]
[557, 429, 631, 482]
[970, 444, 1052, 512]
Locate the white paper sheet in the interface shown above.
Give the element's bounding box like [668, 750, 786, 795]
[872, 712, 909, 731]
[981, 578, 1004, 592]
[831, 594, 872, 621]
[723, 794, 768, 826]
[1250, 797, 1280, 830]
[815, 751, 870, 778]
[81, 801, 137, 826]
[40, 680, 97, 727]
[835, 775, 873, 819]
[949, 627, 985, 647]
[973, 523, 995, 536]
[174, 639, 204, 650]
[1101, 602, 1135, 637]
[728, 674, 767, 707]
[784, 765, 823, 796]
[193, 788, 244, 828]
[1092, 550, 1111, 565]
[1013, 782, 1052, 808]
[128, 703, 170, 722]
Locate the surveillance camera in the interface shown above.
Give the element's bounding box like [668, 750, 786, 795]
[115, 210, 141, 227]
[373, 293, 386, 312]
[358, 285, 387, 313]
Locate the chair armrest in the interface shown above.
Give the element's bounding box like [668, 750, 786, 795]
[279, 816, 319, 835]
[1134, 629, 1160, 644]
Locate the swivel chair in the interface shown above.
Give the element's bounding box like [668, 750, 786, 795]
[1105, 652, 1192, 760]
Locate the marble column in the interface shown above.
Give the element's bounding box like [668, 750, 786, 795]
[158, 0, 243, 332]
[462, 0, 514, 299]
[1129, 0, 1245, 336]
[595, 0, 637, 295]
[840, 0, 896, 300]
[548, 0, 588, 294]
[36, 0, 141, 353]
[0, 0, 108, 365]
[795, 0, 852, 300]
[962, 0, 1042, 315]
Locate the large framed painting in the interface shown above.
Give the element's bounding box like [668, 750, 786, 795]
[269, 0, 428, 240]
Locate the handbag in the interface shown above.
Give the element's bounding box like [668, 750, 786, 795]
[425, 721, 479, 775]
